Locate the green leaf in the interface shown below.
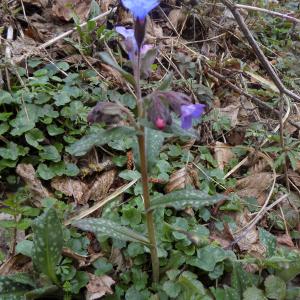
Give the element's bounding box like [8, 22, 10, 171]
[16, 240, 33, 257]
[243, 286, 267, 300]
[231, 262, 259, 295]
[146, 128, 165, 171]
[0, 142, 29, 161]
[37, 163, 56, 180]
[0, 90, 14, 104]
[99, 51, 135, 85]
[150, 189, 225, 210]
[10, 104, 39, 136]
[264, 275, 286, 300]
[259, 227, 276, 257]
[157, 72, 173, 91]
[25, 285, 59, 299]
[39, 145, 61, 162]
[276, 259, 300, 282]
[53, 91, 71, 106]
[163, 281, 181, 298]
[32, 208, 63, 284]
[25, 128, 44, 149]
[0, 274, 33, 299]
[178, 271, 207, 299]
[0, 122, 9, 135]
[47, 124, 65, 136]
[187, 245, 228, 272]
[66, 126, 136, 156]
[72, 218, 150, 245]
[131, 268, 148, 291]
[0, 112, 13, 121]
[210, 286, 240, 300]
[119, 170, 141, 181]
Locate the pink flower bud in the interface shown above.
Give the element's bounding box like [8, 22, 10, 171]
[155, 117, 166, 130]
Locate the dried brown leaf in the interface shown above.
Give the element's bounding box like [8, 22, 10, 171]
[167, 9, 187, 31]
[146, 16, 163, 39]
[217, 104, 240, 127]
[236, 172, 273, 206]
[52, 0, 92, 21]
[165, 165, 198, 193]
[51, 177, 88, 203]
[214, 142, 235, 170]
[16, 164, 51, 206]
[236, 172, 273, 190]
[86, 273, 115, 300]
[248, 159, 269, 174]
[277, 234, 294, 247]
[234, 211, 258, 251]
[100, 0, 117, 13]
[81, 169, 116, 204]
[289, 170, 300, 188]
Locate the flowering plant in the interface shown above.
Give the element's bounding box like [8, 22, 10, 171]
[85, 0, 206, 283]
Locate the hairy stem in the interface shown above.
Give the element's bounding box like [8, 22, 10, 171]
[135, 52, 160, 282]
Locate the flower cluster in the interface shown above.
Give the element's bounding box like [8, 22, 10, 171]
[147, 91, 205, 130]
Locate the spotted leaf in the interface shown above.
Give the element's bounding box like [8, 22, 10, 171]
[149, 189, 225, 210]
[31, 208, 63, 284]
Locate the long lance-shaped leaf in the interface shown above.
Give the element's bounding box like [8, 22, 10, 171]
[66, 126, 136, 156]
[99, 52, 135, 85]
[0, 275, 32, 300]
[31, 208, 63, 285]
[73, 218, 150, 245]
[149, 189, 225, 210]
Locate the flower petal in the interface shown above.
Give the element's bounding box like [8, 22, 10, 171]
[115, 26, 134, 39]
[180, 104, 205, 129]
[121, 0, 160, 19]
[181, 115, 193, 129]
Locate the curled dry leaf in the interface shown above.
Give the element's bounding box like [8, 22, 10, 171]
[234, 211, 258, 251]
[86, 273, 115, 300]
[248, 159, 269, 174]
[233, 211, 265, 256]
[146, 16, 164, 40]
[217, 104, 240, 127]
[288, 171, 300, 188]
[109, 248, 132, 272]
[51, 177, 88, 204]
[16, 164, 51, 206]
[236, 172, 273, 206]
[81, 169, 117, 204]
[101, 63, 127, 89]
[52, 0, 92, 21]
[276, 234, 294, 248]
[165, 165, 198, 193]
[167, 9, 188, 31]
[214, 142, 235, 170]
[100, 0, 117, 13]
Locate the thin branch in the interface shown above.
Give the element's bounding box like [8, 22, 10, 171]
[236, 4, 300, 24]
[206, 68, 300, 131]
[14, 8, 117, 64]
[221, 0, 300, 103]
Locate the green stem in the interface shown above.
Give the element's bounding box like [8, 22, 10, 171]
[135, 52, 160, 282]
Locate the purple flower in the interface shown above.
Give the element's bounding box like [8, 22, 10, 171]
[147, 98, 172, 130]
[181, 104, 205, 129]
[121, 0, 160, 20]
[115, 26, 153, 61]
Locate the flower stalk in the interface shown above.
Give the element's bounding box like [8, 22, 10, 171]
[134, 52, 160, 283]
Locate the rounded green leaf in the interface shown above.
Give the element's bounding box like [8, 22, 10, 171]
[265, 275, 286, 300]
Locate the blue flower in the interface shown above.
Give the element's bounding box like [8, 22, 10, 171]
[116, 26, 153, 60]
[121, 0, 160, 19]
[180, 104, 205, 129]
